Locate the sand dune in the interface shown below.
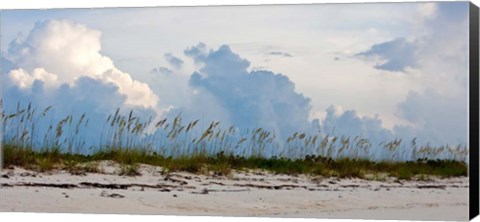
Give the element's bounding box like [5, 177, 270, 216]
[0, 162, 469, 221]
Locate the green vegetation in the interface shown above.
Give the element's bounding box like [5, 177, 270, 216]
[1, 145, 467, 179]
[119, 163, 141, 176]
[0, 102, 469, 180]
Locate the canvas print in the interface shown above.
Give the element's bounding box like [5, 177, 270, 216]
[0, 1, 476, 221]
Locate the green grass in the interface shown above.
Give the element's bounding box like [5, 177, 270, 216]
[1, 145, 467, 179]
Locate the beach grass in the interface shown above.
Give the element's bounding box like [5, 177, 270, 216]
[0, 102, 469, 180]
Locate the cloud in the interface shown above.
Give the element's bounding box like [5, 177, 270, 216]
[392, 2, 468, 146]
[1, 57, 15, 74]
[7, 68, 58, 89]
[356, 38, 418, 72]
[184, 42, 207, 63]
[269, 51, 293, 58]
[5, 20, 158, 108]
[164, 53, 184, 69]
[394, 88, 467, 146]
[416, 2, 469, 88]
[357, 2, 467, 75]
[7, 20, 112, 81]
[182, 43, 316, 138]
[416, 2, 438, 22]
[2, 19, 162, 149]
[178, 43, 461, 153]
[350, 2, 469, 147]
[2, 74, 158, 149]
[322, 105, 394, 143]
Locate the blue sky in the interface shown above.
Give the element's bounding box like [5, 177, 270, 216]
[1, 2, 470, 147]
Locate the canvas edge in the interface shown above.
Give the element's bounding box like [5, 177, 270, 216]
[469, 1, 480, 221]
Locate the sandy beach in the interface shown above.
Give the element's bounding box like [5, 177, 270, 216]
[0, 161, 469, 221]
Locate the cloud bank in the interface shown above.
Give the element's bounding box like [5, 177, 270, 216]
[2, 2, 469, 157]
[394, 88, 467, 146]
[2, 20, 159, 148]
[349, 2, 468, 147]
[179, 43, 316, 139]
[2, 21, 319, 151]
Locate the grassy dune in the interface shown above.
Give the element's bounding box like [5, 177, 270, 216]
[2, 145, 467, 180]
[0, 102, 469, 180]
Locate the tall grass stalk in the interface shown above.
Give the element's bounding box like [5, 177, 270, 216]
[1, 102, 469, 164]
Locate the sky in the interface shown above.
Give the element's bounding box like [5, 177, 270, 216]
[0, 2, 470, 149]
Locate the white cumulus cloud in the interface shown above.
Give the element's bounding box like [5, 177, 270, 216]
[6, 19, 158, 108]
[7, 68, 58, 89]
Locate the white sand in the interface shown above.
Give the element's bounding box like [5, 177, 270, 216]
[0, 162, 469, 221]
